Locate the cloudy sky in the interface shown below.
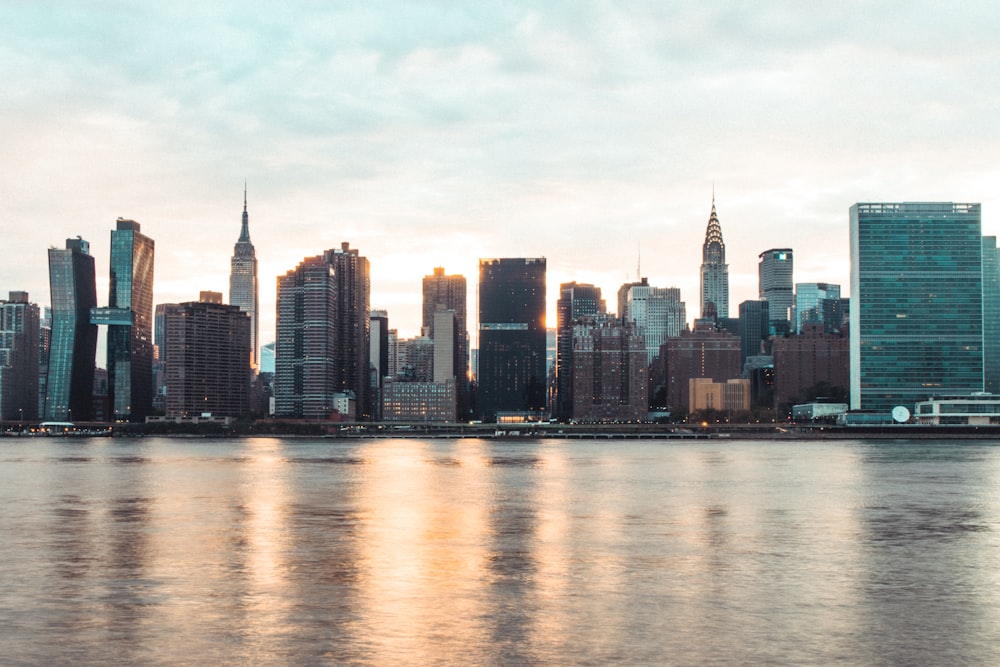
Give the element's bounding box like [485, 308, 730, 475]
[3, 2, 1000, 346]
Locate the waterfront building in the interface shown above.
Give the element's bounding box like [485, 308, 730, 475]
[44, 238, 98, 421]
[274, 256, 337, 419]
[160, 296, 251, 418]
[556, 282, 605, 420]
[323, 243, 371, 420]
[914, 393, 1000, 425]
[850, 202, 983, 411]
[478, 258, 546, 422]
[382, 379, 457, 422]
[0, 292, 40, 420]
[570, 317, 647, 422]
[689, 378, 750, 414]
[700, 196, 729, 319]
[100, 219, 155, 421]
[771, 323, 849, 411]
[229, 187, 259, 372]
[983, 237, 1000, 394]
[662, 327, 741, 414]
[758, 248, 793, 325]
[794, 282, 841, 333]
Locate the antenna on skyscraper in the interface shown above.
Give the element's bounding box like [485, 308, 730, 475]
[636, 243, 641, 281]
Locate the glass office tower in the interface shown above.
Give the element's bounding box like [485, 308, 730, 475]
[45, 238, 98, 421]
[478, 258, 546, 422]
[850, 202, 983, 411]
[105, 219, 155, 421]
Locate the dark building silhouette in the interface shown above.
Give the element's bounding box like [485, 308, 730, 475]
[160, 297, 250, 418]
[738, 300, 770, 372]
[556, 282, 605, 420]
[662, 326, 741, 413]
[369, 310, 389, 421]
[772, 323, 849, 411]
[478, 258, 546, 422]
[0, 292, 40, 421]
[45, 238, 98, 421]
[229, 186, 259, 372]
[323, 243, 371, 420]
[570, 317, 647, 422]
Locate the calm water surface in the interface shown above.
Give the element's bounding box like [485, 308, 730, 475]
[2, 437, 1000, 666]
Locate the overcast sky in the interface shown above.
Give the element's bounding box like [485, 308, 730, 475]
[3, 2, 1000, 346]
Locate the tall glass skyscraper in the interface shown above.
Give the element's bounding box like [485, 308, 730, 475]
[794, 282, 841, 333]
[981, 236, 1000, 394]
[229, 187, 259, 372]
[478, 258, 546, 422]
[850, 202, 983, 411]
[700, 196, 729, 319]
[105, 218, 155, 421]
[45, 238, 98, 421]
[758, 248, 793, 324]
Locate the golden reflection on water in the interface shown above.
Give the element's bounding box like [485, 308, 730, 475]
[12, 437, 1000, 665]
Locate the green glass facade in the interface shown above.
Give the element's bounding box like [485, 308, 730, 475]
[850, 203, 983, 411]
[107, 219, 155, 421]
[982, 236, 1000, 394]
[45, 238, 97, 421]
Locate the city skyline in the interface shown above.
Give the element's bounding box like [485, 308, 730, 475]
[4, 4, 1000, 341]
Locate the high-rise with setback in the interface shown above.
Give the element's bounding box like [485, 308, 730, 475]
[229, 186, 259, 372]
[700, 195, 729, 319]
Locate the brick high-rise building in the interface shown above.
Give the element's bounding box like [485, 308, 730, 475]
[662, 327, 741, 413]
[570, 317, 647, 422]
[161, 297, 251, 418]
[772, 324, 849, 411]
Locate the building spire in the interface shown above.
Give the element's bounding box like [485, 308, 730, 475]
[238, 182, 251, 243]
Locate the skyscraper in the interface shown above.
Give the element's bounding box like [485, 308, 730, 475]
[105, 218, 155, 421]
[738, 300, 770, 372]
[758, 248, 794, 325]
[323, 243, 371, 420]
[983, 237, 1000, 394]
[478, 258, 546, 421]
[794, 282, 842, 333]
[850, 202, 983, 411]
[422, 267, 468, 416]
[556, 282, 605, 420]
[570, 317, 647, 422]
[275, 256, 337, 419]
[0, 292, 40, 421]
[620, 281, 686, 363]
[45, 238, 98, 421]
[700, 195, 729, 318]
[161, 297, 251, 418]
[229, 186, 259, 372]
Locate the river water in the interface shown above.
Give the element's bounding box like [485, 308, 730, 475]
[2, 437, 999, 666]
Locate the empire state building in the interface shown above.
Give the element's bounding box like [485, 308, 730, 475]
[229, 186, 259, 371]
[699, 195, 729, 319]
